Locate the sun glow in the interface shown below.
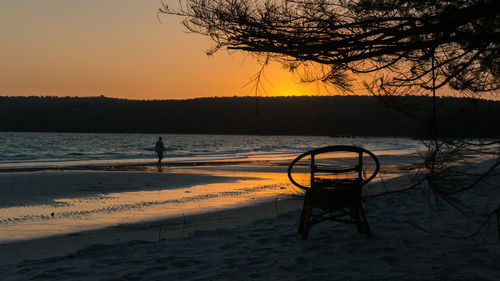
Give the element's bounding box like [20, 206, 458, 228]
[270, 85, 313, 97]
[247, 61, 340, 97]
[0, 1, 346, 100]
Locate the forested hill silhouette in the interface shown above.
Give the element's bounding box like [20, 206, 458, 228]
[1, 95, 499, 137]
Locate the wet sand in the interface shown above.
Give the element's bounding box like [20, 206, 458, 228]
[2, 156, 498, 280]
[0, 156, 418, 263]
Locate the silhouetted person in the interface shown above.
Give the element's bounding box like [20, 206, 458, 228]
[155, 137, 166, 167]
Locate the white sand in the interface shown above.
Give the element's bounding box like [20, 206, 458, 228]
[0, 160, 499, 280]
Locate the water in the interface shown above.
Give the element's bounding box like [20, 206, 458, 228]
[0, 132, 421, 169]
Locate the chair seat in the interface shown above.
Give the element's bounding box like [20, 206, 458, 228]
[307, 185, 361, 210]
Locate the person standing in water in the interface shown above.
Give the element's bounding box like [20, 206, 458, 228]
[155, 137, 166, 167]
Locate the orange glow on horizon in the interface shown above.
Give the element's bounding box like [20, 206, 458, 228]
[0, 1, 352, 100]
[1, 1, 472, 101]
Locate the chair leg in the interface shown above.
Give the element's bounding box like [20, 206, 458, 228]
[350, 205, 364, 234]
[297, 197, 372, 239]
[301, 203, 312, 240]
[358, 204, 372, 238]
[297, 197, 309, 234]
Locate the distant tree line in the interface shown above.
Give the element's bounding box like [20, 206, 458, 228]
[0, 95, 498, 138]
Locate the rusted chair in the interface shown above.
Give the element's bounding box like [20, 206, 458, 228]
[288, 145, 380, 239]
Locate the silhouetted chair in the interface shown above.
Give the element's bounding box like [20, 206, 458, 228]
[288, 145, 380, 239]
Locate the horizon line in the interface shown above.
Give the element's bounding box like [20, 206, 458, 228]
[2, 94, 499, 102]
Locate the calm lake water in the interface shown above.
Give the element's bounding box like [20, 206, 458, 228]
[0, 132, 422, 169]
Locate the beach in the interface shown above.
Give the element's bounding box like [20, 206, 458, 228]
[1, 0, 498, 279]
[0, 155, 499, 280]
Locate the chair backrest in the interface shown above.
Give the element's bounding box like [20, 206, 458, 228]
[288, 145, 380, 191]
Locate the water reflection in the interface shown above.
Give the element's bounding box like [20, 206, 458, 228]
[0, 170, 295, 242]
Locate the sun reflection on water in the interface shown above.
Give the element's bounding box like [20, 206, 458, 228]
[0, 170, 298, 242]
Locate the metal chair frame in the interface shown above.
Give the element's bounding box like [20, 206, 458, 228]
[288, 145, 380, 239]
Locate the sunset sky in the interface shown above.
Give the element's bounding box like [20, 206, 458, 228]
[0, 0, 345, 100]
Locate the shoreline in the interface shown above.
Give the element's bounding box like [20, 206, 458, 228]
[0, 166, 297, 243]
[0, 155, 420, 264]
[0, 159, 499, 280]
[0, 168, 421, 265]
[0, 196, 304, 265]
[0, 150, 422, 174]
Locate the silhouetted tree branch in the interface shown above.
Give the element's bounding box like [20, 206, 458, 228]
[161, 0, 500, 240]
[160, 0, 499, 96]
